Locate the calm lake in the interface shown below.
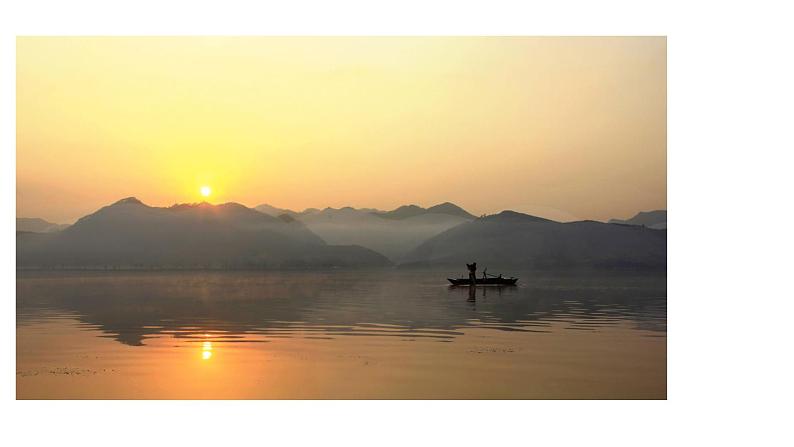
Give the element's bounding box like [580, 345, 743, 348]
[17, 270, 666, 399]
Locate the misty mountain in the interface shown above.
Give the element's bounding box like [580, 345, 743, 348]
[300, 208, 472, 261]
[254, 203, 298, 217]
[373, 202, 476, 220]
[255, 203, 380, 217]
[17, 197, 391, 269]
[401, 211, 666, 270]
[16, 217, 69, 233]
[609, 210, 666, 230]
[253, 203, 476, 261]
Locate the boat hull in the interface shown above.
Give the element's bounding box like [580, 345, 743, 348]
[447, 277, 518, 286]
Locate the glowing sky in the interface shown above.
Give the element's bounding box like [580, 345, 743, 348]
[17, 37, 666, 223]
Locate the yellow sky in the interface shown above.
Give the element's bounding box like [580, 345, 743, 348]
[17, 36, 666, 223]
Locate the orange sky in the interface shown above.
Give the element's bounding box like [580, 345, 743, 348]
[17, 36, 666, 223]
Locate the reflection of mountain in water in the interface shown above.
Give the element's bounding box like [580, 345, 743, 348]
[17, 271, 666, 346]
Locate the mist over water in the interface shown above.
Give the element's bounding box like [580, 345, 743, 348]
[17, 270, 666, 399]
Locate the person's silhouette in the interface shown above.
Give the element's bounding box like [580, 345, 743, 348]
[466, 262, 477, 285]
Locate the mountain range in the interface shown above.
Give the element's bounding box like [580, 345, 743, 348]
[402, 211, 666, 270]
[17, 197, 390, 269]
[17, 199, 666, 270]
[370, 203, 476, 220]
[255, 202, 475, 261]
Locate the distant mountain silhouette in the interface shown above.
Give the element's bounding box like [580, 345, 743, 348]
[609, 210, 666, 229]
[402, 210, 666, 269]
[426, 202, 478, 219]
[373, 202, 476, 220]
[17, 197, 390, 269]
[295, 207, 472, 261]
[252, 202, 476, 261]
[255, 203, 298, 217]
[16, 217, 69, 233]
[373, 204, 425, 219]
[17, 200, 666, 269]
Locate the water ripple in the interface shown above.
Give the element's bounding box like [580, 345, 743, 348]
[17, 270, 666, 346]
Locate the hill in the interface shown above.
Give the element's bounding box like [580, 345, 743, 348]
[254, 203, 298, 217]
[609, 210, 667, 229]
[295, 207, 472, 261]
[17, 197, 391, 269]
[16, 217, 69, 233]
[401, 210, 666, 270]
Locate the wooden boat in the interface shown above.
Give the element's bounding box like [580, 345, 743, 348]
[447, 273, 518, 286]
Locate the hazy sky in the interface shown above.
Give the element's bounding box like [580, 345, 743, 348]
[17, 37, 666, 223]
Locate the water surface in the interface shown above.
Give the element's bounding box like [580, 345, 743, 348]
[17, 270, 666, 399]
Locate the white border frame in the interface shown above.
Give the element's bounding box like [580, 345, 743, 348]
[4, 1, 794, 447]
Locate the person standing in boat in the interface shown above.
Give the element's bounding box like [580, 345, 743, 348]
[466, 262, 477, 285]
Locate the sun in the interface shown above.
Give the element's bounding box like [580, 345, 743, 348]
[200, 186, 212, 197]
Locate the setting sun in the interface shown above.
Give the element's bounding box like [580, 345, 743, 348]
[200, 186, 212, 198]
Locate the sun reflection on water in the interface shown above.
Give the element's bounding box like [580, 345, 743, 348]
[201, 339, 213, 360]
